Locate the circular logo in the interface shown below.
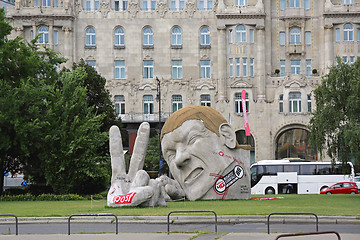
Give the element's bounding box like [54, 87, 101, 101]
[234, 165, 244, 179]
[215, 178, 226, 193]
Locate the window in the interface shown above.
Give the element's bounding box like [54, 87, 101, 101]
[350, 56, 355, 65]
[229, 30, 233, 43]
[280, 60, 286, 76]
[344, 24, 353, 41]
[172, 60, 182, 79]
[86, 60, 96, 71]
[114, 27, 125, 47]
[343, 56, 348, 63]
[200, 26, 210, 46]
[243, 58, 247, 77]
[336, 28, 340, 42]
[172, 95, 183, 113]
[291, 60, 301, 75]
[170, 0, 185, 10]
[290, 28, 300, 44]
[86, 27, 96, 46]
[54, 30, 58, 45]
[305, 31, 311, 45]
[42, 0, 51, 6]
[85, 0, 99, 11]
[357, 28, 360, 41]
[236, 58, 241, 77]
[343, 0, 353, 4]
[304, 0, 310, 9]
[250, 58, 254, 77]
[143, 60, 154, 78]
[198, 0, 212, 10]
[114, 95, 125, 115]
[229, 58, 234, 77]
[236, 25, 246, 43]
[306, 59, 311, 76]
[200, 60, 211, 78]
[249, 29, 254, 43]
[236, 0, 247, 6]
[142, 0, 156, 11]
[114, 0, 128, 11]
[279, 94, 284, 113]
[115, 60, 125, 79]
[143, 95, 154, 114]
[200, 94, 211, 107]
[290, 0, 300, 7]
[289, 92, 301, 113]
[279, 31, 285, 45]
[280, 0, 286, 10]
[307, 94, 312, 112]
[38, 26, 49, 44]
[54, 0, 58, 7]
[143, 27, 153, 46]
[235, 92, 249, 113]
[171, 27, 182, 46]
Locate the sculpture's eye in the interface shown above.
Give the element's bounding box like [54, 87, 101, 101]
[188, 134, 200, 145]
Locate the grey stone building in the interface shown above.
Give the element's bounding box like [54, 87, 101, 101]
[6, 0, 360, 164]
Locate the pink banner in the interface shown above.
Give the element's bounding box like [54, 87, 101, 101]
[241, 90, 251, 136]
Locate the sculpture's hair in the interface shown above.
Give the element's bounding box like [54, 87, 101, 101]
[161, 106, 250, 150]
[160, 106, 226, 140]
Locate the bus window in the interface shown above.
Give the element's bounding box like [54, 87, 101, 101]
[333, 163, 350, 175]
[300, 164, 316, 175]
[251, 165, 264, 187]
[264, 165, 284, 175]
[284, 164, 300, 174]
[317, 164, 331, 175]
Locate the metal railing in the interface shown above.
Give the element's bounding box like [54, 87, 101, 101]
[0, 214, 18, 235]
[68, 213, 118, 235]
[275, 231, 341, 240]
[267, 212, 318, 234]
[167, 210, 217, 234]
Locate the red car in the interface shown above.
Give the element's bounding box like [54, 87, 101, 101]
[320, 182, 359, 194]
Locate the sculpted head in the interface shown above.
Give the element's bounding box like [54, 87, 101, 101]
[161, 106, 248, 200]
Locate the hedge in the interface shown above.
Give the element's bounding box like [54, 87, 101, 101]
[0, 193, 86, 201]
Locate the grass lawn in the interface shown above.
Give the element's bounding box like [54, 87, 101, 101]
[0, 194, 359, 217]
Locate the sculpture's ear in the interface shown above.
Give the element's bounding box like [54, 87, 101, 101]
[219, 123, 236, 149]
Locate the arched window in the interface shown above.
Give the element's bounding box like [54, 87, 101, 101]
[344, 23, 354, 41]
[143, 27, 153, 46]
[236, 25, 246, 43]
[276, 128, 316, 160]
[85, 27, 96, 46]
[114, 27, 125, 47]
[236, 130, 255, 164]
[200, 26, 210, 46]
[171, 27, 182, 46]
[38, 26, 49, 44]
[290, 28, 300, 44]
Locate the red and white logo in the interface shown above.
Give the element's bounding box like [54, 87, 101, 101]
[112, 192, 136, 204]
[215, 179, 226, 193]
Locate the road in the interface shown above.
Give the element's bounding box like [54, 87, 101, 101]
[1, 222, 360, 235]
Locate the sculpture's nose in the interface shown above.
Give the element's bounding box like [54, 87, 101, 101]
[174, 147, 190, 169]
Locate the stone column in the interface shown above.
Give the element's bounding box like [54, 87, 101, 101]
[32, 24, 37, 41]
[324, 24, 334, 74]
[49, 24, 54, 49]
[62, 26, 73, 68]
[256, 25, 266, 100]
[217, 26, 227, 102]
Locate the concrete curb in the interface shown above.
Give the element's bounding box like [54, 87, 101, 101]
[1, 215, 359, 225]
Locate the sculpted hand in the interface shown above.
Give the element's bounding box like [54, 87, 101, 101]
[107, 123, 166, 207]
[157, 175, 185, 201]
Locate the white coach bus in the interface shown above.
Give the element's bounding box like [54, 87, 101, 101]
[250, 159, 355, 194]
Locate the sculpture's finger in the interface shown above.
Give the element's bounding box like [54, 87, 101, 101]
[109, 125, 126, 182]
[128, 122, 150, 178]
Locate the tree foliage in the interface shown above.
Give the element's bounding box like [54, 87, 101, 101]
[144, 135, 168, 177]
[309, 57, 360, 164]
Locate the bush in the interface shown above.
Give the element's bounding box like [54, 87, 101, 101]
[0, 193, 85, 201]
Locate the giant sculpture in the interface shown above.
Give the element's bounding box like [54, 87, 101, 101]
[161, 106, 251, 200]
[107, 106, 250, 207]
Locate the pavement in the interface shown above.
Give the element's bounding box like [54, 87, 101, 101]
[0, 215, 359, 240]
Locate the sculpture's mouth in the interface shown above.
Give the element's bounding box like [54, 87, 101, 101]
[184, 167, 204, 184]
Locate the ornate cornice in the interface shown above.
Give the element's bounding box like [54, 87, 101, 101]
[216, 13, 265, 19]
[10, 14, 74, 21]
[323, 12, 360, 18]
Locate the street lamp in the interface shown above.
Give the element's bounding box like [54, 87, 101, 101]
[156, 77, 163, 176]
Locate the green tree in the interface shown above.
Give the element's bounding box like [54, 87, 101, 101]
[144, 135, 168, 177]
[0, 8, 65, 194]
[309, 57, 360, 164]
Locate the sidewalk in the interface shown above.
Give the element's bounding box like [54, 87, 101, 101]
[0, 232, 359, 240]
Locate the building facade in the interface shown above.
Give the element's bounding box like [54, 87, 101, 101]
[6, 0, 360, 164]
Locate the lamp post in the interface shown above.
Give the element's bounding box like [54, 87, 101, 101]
[156, 77, 163, 176]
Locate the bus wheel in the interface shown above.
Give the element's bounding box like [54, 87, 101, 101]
[265, 187, 275, 195]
